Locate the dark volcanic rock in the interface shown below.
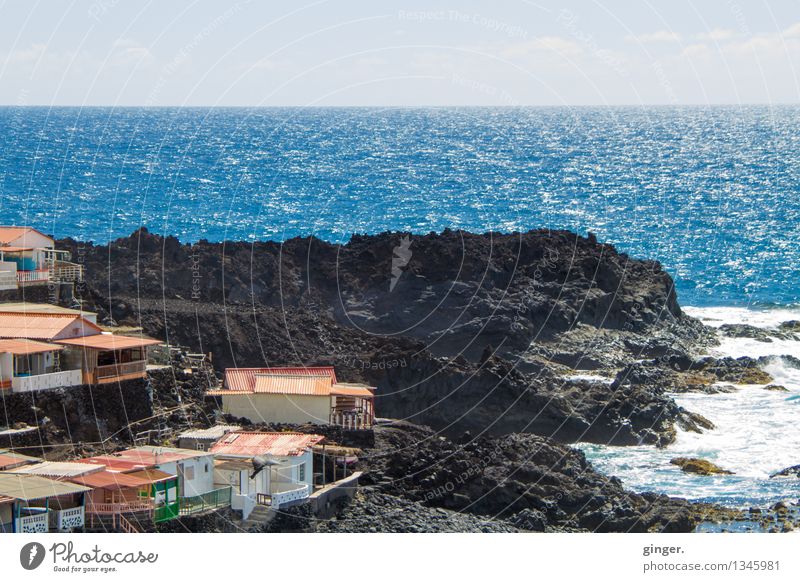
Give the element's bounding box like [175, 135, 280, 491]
[61, 228, 715, 445]
[360, 422, 703, 532]
[770, 465, 800, 479]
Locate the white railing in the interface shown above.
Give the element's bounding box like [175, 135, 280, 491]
[52, 506, 84, 531]
[12, 369, 83, 393]
[268, 483, 310, 508]
[16, 270, 50, 283]
[51, 262, 84, 283]
[17, 512, 49, 533]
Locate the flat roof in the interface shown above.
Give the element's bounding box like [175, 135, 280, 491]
[69, 470, 152, 490]
[0, 473, 90, 501]
[0, 303, 96, 318]
[0, 449, 42, 470]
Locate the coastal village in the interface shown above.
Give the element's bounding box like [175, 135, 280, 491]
[0, 226, 373, 533]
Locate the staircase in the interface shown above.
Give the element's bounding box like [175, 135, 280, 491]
[240, 504, 276, 532]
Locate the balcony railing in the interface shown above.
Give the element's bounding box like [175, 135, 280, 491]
[51, 261, 84, 283]
[87, 499, 155, 515]
[16, 511, 49, 533]
[330, 410, 373, 430]
[51, 506, 85, 531]
[95, 360, 147, 381]
[256, 483, 310, 508]
[11, 369, 83, 393]
[16, 269, 49, 284]
[178, 487, 232, 515]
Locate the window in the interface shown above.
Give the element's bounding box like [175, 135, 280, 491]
[196, 443, 205, 451]
[183, 465, 195, 480]
[298, 462, 306, 482]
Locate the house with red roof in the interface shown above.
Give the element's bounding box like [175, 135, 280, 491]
[209, 431, 324, 514]
[208, 366, 375, 429]
[0, 305, 161, 392]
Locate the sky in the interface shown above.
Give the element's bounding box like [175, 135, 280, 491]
[0, 0, 799, 106]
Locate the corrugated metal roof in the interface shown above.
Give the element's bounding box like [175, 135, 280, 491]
[69, 470, 152, 490]
[0, 312, 102, 341]
[224, 367, 337, 391]
[8, 461, 105, 478]
[0, 473, 90, 501]
[209, 431, 325, 457]
[0, 450, 41, 470]
[252, 374, 333, 396]
[178, 424, 241, 440]
[55, 334, 161, 350]
[0, 338, 65, 355]
[78, 446, 211, 472]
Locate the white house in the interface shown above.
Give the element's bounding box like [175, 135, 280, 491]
[0, 226, 83, 286]
[210, 431, 324, 517]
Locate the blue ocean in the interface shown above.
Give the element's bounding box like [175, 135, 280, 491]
[1, 106, 798, 308]
[2, 106, 799, 513]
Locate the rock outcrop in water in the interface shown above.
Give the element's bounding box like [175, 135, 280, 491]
[61, 227, 716, 446]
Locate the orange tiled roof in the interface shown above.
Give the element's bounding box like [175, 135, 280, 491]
[0, 312, 102, 341]
[69, 470, 152, 490]
[0, 338, 64, 355]
[330, 383, 375, 397]
[55, 334, 161, 350]
[209, 431, 325, 457]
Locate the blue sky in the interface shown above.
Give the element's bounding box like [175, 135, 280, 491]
[1, 0, 799, 105]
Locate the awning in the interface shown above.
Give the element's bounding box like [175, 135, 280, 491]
[124, 469, 176, 484]
[0, 338, 65, 356]
[330, 383, 375, 397]
[55, 334, 162, 351]
[0, 473, 90, 501]
[69, 470, 152, 491]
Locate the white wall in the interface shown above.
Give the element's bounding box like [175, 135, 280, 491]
[53, 319, 101, 340]
[221, 393, 330, 425]
[12, 230, 54, 249]
[157, 456, 215, 497]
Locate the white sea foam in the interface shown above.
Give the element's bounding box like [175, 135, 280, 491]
[581, 306, 800, 507]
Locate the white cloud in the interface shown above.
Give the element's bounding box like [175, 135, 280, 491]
[500, 36, 583, 58]
[110, 39, 154, 68]
[696, 29, 737, 42]
[626, 30, 681, 43]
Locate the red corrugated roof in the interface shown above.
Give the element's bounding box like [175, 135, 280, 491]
[209, 431, 325, 457]
[224, 367, 337, 391]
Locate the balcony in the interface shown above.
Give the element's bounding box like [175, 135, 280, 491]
[51, 261, 83, 283]
[11, 369, 83, 393]
[16, 511, 49, 533]
[178, 487, 232, 516]
[50, 506, 85, 531]
[94, 360, 148, 383]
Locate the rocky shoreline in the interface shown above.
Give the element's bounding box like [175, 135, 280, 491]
[40, 227, 797, 532]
